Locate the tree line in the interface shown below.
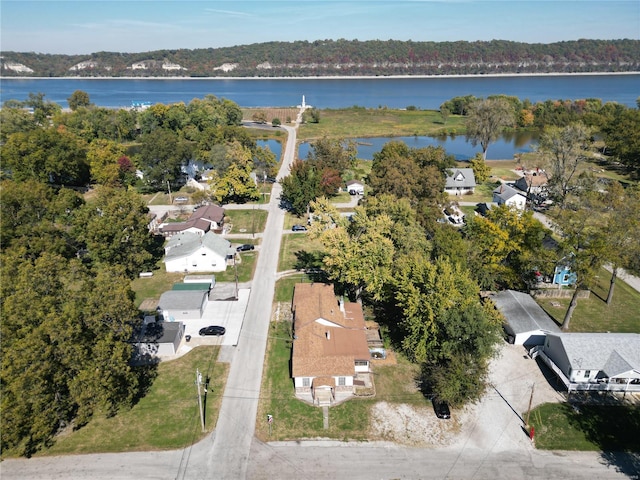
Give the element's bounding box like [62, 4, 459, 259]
[2, 39, 639, 77]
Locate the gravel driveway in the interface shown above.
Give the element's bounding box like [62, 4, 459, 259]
[370, 343, 565, 450]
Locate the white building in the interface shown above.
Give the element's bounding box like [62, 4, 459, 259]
[164, 231, 232, 273]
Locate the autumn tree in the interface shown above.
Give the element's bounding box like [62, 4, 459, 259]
[86, 139, 127, 186]
[465, 97, 515, 160]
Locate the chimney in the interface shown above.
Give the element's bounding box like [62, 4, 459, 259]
[339, 297, 345, 314]
[326, 331, 331, 340]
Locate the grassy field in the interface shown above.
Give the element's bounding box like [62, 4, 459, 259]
[41, 347, 227, 456]
[225, 208, 269, 234]
[241, 108, 300, 125]
[131, 264, 185, 309]
[536, 267, 640, 333]
[297, 107, 466, 141]
[529, 402, 640, 451]
[278, 229, 326, 272]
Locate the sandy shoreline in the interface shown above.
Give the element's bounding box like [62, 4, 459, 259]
[3, 71, 639, 81]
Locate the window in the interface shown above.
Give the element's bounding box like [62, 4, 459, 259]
[302, 377, 310, 387]
[355, 360, 368, 366]
[563, 274, 570, 283]
[584, 370, 591, 378]
[338, 377, 346, 386]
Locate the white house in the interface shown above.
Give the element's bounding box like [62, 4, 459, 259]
[491, 289, 560, 346]
[533, 333, 640, 393]
[514, 171, 549, 196]
[445, 168, 476, 196]
[346, 180, 365, 195]
[493, 184, 527, 210]
[291, 283, 371, 406]
[164, 231, 232, 273]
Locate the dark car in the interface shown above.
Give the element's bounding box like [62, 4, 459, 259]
[433, 399, 451, 419]
[292, 224, 307, 232]
[199, 326, 226, 336]
[236, 244, 255, 252]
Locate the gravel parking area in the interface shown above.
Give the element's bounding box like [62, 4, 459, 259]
[370, 343, 565, 450]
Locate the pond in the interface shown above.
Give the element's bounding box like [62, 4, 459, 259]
[297, 131, 539, 161]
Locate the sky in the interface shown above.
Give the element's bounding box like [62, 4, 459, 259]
[1, 0, 638, 55]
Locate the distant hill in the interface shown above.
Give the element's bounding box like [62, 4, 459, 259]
[2, 39, 639, 78]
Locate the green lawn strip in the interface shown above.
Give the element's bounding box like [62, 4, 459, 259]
[278, 232, 326, 272]
[297, 108, 466, 141]
[274, 275, 315, 302]
[42, 347, 227, 456]
[225, 208, 268, 234]
[529, 403, 640, 451]
[215, 252, 257, 283]
[536, 268, 640, 333]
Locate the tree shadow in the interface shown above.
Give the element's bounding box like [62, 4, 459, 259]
[563, 401, 640, 477]
[293, 250, 327, 282]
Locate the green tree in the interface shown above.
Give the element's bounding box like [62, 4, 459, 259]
[2, 127, 90, 186]
[73, 187, 155, 278]
[86, 139, 127, 186]
[271, 117, 281, 127]
[469, 153, 491, 183]
[538, 122, 594, 209]
[67, 90, 92, 111]
[251, 110, 267, 123]
[0, 106, 38, 142]
[465, 97, 515, 160]
[210, 162, 259, 204]
[601, 108, 640, 173]
[439, 105, 450, 125]
[280, 159, 321, 215]
[137, 128, 192, 190]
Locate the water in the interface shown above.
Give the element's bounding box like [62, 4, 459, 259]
[298, 132, 538, 161]
[1, 74, 638, 110]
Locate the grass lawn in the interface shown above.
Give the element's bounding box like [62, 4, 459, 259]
[41, 347, 228, 456]
[215, 252, 258, 283]
[131, 265, 185, 309]
[278, 231, 326, 272]
[297, 108, 466, 141]
[536, 268, 640, 333]
[529, 402, 640, 451]
[225, 208, 269, 234]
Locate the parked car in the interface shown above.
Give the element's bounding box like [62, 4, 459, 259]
[199, 326, 226, 336]
[433, 399, 451, 419]
[292, 224, 307, 232]
[236, 244, 255, 252]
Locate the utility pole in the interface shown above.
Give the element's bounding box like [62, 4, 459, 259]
[525, 382, 535, 427]
[196, 368, 205, 432]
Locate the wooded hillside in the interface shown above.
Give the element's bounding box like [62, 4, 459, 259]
[2, 39, 639, 77]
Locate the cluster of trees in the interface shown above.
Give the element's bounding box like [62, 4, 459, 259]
[0, 91, 279, 455]
[281, 137, 357, 215]
[3, 39, 639, 77]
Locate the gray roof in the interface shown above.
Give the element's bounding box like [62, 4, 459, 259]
[493, 184, 525, 202]
[549, 333, 640, 375]
[139, 321, 184, 344]
[158, 290, 208, 311]
[492, 290, 560, 335]
[445, 168, 476, 189]
[165, 231, 232, 260]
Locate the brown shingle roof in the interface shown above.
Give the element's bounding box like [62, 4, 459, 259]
[291, 283, 369, 378]
[192, 204, 225, 224]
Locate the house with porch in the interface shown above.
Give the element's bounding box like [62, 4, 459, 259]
[291, 283, 371, 406]
[445, 168, 476, 196]
[532, 333, 640, 393]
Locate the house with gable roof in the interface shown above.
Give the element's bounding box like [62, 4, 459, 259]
[291, 283, 371, 406]
[493, 184, 527, 210]
[533, 333, 640, 393]
[491, 289, 561, 346]
[164, 231, 233, 273]
[445, 168, 476, 196]
[159, 204, 225, 237]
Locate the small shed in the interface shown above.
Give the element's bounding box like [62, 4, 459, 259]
[346, 180, 365, 195]
[135, 321, 185, 357]
[491, 289, 560, 346]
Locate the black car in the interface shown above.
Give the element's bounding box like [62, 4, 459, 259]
[292, 224, 307, 232]
[433, 399, 451, 419]
[199, 326, 226, 336]
[236, 244, 255, 252]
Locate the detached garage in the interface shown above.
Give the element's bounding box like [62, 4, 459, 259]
[491, 289, 560, 346]
[135, 321, 185, 358]
[157, 289, 209, 322]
